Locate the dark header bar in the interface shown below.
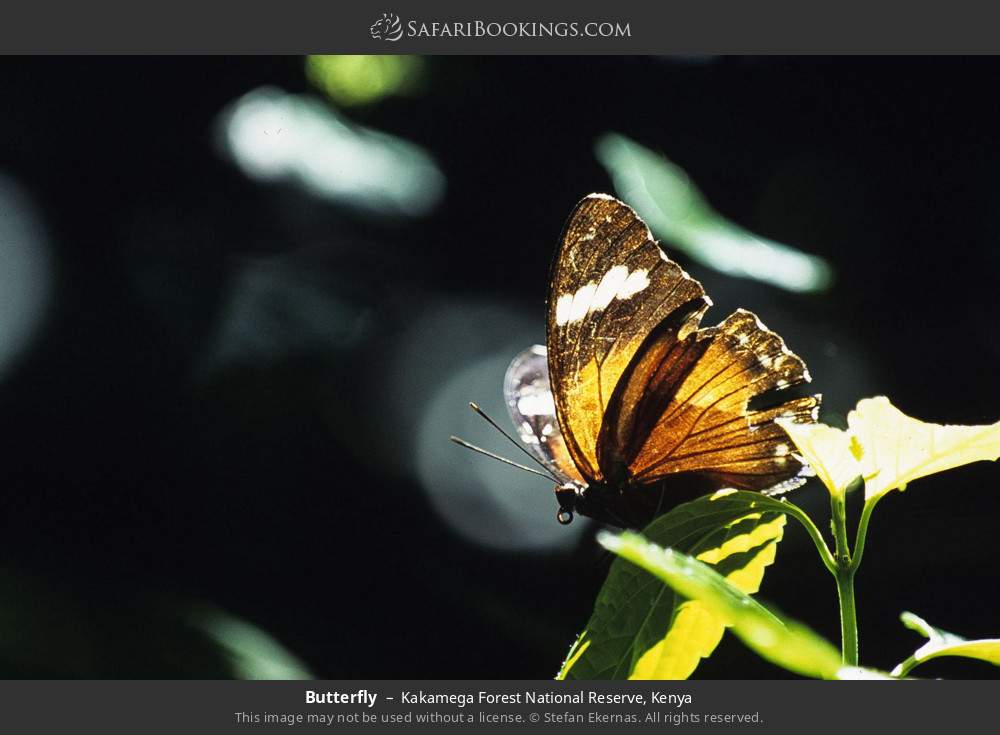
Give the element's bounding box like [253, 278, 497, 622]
[2, 0, 1000, 53]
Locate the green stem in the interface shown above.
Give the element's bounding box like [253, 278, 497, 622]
[891, 655, 918, 678]
[781, 500, 837, 574]
[849, 498, 878, 573]
[830, 492, 858, 666]
[830, 492, 851, 567]
[835, 566, 858, 666]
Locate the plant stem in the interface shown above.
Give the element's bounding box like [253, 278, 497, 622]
[891, 655, 918, 678]
[781, 501, 838, 574]
[830, 492, 859, 666]
[849, 498, 878, 573]
[835, 566, 858, 666]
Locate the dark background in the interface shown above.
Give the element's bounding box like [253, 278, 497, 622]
[0, 56, 998, 679]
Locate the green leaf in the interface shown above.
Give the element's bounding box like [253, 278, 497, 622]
[849, 397, 1000, 501]
[594, 132, 833, 293]
[775, 418, 861, 499]
[892, 612, 1000, 677]
[558, 490, 794, 680]
[598, 530, 845, 679]
[778, 396, 1000, 504]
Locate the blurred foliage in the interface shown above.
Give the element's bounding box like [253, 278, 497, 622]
[185, 605, 312, 680]
[201, 258, 372, 374]
[0, 570, 310, 678]
[218, 87, 444, 217]
[0, 175, 52, 380]
[596, 133, 833, 293]
[306, 55, 425, 107]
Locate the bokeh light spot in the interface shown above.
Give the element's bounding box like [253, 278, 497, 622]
[218, 87, 444, 217]
[306, 55, 425, 107]
[596, 133, 834, 293]
[0, 175, 53, 381]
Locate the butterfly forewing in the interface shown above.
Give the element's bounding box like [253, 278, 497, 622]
[546, 194, 709, 483]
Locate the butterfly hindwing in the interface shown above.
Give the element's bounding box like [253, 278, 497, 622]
[607, 308, 819, 492]
[503, 345, 584, 484]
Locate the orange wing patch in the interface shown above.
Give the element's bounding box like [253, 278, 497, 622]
[611, 309, 819, 491]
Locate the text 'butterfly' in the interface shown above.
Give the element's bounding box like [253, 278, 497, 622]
[453, 194, 820, 529]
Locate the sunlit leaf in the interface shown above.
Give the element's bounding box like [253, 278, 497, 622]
[848, 396, 1000, 501]
[595, 133, 833, 293]
[557, 490, 789, 680]
[777, 397, 1000, 503]
[598, 531, 844, 679]
[775, 419, 861, 498]
[892, 612, 1000, 677]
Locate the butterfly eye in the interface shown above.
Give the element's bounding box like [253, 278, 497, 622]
[556, 509, 574, 525]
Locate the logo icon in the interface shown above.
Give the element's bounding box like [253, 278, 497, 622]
[370, 13, 403, 42]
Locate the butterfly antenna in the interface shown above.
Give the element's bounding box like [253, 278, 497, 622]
[449, 436, 559, 482]
[467, 402, 557, 476]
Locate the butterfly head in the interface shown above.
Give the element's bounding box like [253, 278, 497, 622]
[555, 479, 621, 525]
[555, 479, 631, 526]
[554, 481, 584, 525]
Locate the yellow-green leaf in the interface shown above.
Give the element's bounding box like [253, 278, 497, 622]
[557, 490, 787, 680]
[848, 397, 1000, 501]
[777, 396, 1000, 503]
[598, 530, 844, 679]
[892, 612, 1000, 677]
[630, 513, 785, 679]
[775, 419, 861, 498]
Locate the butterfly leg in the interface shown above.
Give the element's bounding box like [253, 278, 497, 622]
[602, 506, 630, 529]
[653, 484, 667, 518]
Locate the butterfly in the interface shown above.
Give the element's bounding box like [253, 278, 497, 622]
[455, 194, 820, 529]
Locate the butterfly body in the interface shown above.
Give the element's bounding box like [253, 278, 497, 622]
[554, 473, 720, 528]
[498, 194, 820, 529]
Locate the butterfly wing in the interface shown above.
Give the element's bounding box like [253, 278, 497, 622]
[603, 307, 820, 493]
[503, 345, 583, 484]
[546, 194, 709, 483]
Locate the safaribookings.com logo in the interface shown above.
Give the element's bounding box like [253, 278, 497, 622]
[370, 13, 631, 41]
[370, 13, 404, 41]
